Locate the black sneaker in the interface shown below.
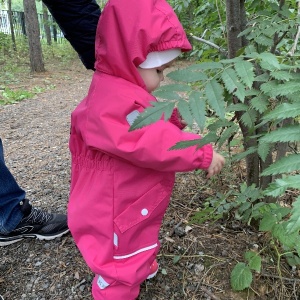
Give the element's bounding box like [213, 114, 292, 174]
[0, 199, 69, 246]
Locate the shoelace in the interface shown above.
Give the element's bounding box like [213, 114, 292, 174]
[23, 208, 52, 224]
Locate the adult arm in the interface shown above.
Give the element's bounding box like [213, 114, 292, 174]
[42, 0, 101, 69]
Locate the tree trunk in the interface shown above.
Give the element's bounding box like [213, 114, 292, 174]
[7, 0, 17, 51]
[226, 0, 260, 186]
[23, 0, 45, 72]
[42, 3, 52, 45]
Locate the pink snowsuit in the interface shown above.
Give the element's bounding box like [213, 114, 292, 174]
[68, 0, 213, 299]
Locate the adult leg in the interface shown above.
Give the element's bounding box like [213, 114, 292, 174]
[0, 139, 69, 246]
[0, 138, 24, 234]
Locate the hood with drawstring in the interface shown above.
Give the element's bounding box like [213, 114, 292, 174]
[68, 0, 213, 297]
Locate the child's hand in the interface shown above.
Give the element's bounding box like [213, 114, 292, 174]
[206, 150, 225, 179]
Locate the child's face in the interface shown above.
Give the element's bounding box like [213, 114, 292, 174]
[137, 61, 173, 93]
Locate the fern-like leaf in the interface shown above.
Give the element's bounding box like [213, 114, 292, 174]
[234, 60, 255, 88]
[240, 109, 258, 129]
[287, 196, 300, 234]
[189, 91, 206, 132]
[130, 101, 174, 131]
[264, 175, 300, 197]
[274, 82, 300, 96]
[231, 146, 257, 162]
[270, 71, 294, 81]
[250, 94, 269, 113]
[260, 125, 300, 143]
[205, 79, 225, 118]
[221, 68, 239, 93]
[258, 142, 272, 162]
[263, 103, 300, 121]
[218, 124, 239, 148]
[261, 154, 300, 176]
[167, 68, 208, 83]
[169, 132, 218, 150]
[177, 99, 194, 128]
[234, 82, 246, 102]
[258, 52, 281, 70]
[187, 62, 223, 70]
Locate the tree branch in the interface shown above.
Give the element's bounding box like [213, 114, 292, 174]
[189, 33, 227, 55]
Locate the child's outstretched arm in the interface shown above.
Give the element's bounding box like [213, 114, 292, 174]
[206, 150, 225, 178]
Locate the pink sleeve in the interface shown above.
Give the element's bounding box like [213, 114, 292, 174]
[84, 111, 213, 173]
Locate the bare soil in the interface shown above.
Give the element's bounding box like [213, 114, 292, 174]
[0, 59, 299, 300]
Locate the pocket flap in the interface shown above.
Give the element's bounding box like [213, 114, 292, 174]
[114, 180, 172, 233]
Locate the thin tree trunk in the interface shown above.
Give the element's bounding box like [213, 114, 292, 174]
[23, 0, 45, 72]
[7, 0, 17, 51]
[42, 3, 51, 45]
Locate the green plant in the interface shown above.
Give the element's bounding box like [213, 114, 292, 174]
[130, 0, 300, 292]
[0, 87, 34, 105]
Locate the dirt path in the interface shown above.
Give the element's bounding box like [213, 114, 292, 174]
[0, 60, 297, 300]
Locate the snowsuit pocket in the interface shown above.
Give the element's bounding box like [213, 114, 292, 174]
[113, 179, 173, 257]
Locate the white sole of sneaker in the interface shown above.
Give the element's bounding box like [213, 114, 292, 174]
[147, 268, 158, 279]
[0, 228, 69, 246]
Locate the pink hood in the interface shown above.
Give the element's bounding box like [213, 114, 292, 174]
[94, 0, 192, 89]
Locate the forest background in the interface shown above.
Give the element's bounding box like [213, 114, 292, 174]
[1, 0, 300, 298]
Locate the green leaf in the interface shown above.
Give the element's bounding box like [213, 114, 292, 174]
[250, 94, 269, 113]
[231, 263, 253, 291]
[234, 60, 255, 88]
[240, 110, 258, 129]
[261, 154, 300, 176]
[272, 223, 298, 248]
[169, 139, 201, 150]
[177, 100, 194, 128]
[173, 255, 181, 264]
[245, 251, 261, 272]
[205, 79, 225, 118]
[226, 103, 248, 112]
[187, 62, 223, 70]
[130, 101, 174, 131]
[270, 71, 294, 81]
[257, 142, 272, 162]
[189, 91, 206, 131]
[234, 82, 246, 102]
[167, 68, 208, 83]
[264, 175, 300, 197]
[155, 83, 192, 93]
[231, 146, 257, 162]
[259, 213, 277, 231]
[287, 196, 300, 234]
[260, 125, 300, 143]
[263, 103, 300, 122]
[258, 52, 281, 70]
[221, 68, 239, 93]
[170, 132, 218, 150]
[274, 82, 300, 97]
[218, 124, 239, 148]
[161, 268, 168, 275]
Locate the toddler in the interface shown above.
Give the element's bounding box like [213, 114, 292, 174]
[68, 0, 225, 299]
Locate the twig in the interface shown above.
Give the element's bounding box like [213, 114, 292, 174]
[288, 1, 300, 56]
[199, 285, 221, 300]
[189, 33, 227, 55]
[261, 273, 300, 283]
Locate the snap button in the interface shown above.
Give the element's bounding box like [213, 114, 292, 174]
[141, 208, 148, 216]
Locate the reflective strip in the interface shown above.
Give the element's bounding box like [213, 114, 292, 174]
[113, 243, 158, 260]
[114, 233, 118, 247]
[97, 274, 110, 289]
[126, 110, 140, 126]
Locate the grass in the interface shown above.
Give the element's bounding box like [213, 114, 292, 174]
[0, 34, 78, 105]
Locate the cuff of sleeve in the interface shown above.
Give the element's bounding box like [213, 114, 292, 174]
[197, 144, 213, 170]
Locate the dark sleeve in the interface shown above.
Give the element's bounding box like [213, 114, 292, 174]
[42, 0, 101, 70]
